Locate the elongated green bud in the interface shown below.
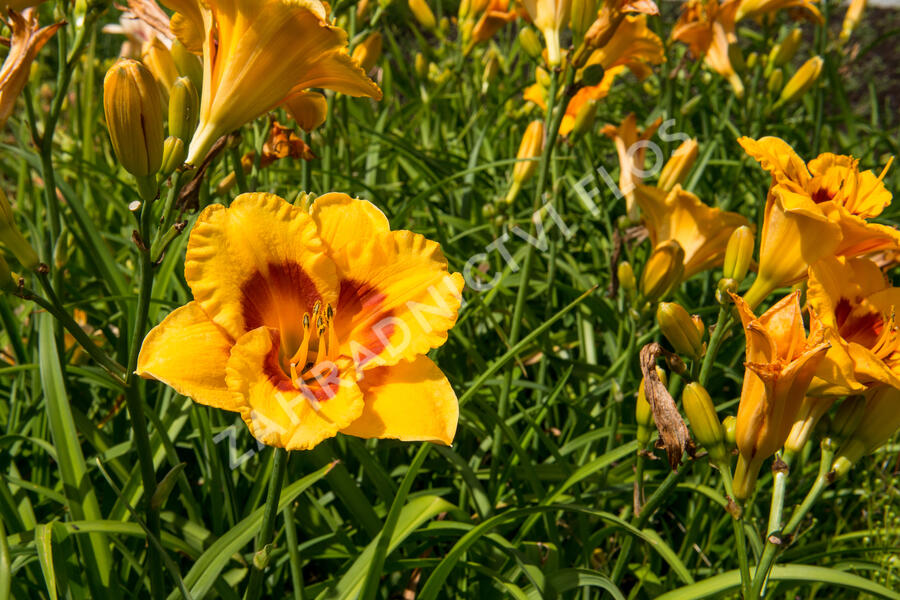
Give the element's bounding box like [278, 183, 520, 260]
[570, 0, 597, 39]
[640, 241, 685, 302]
[519, 27, 543, 59]
[775, 56, 823, 108]
[170, 39, 203, 92]
[770, 29, 803, 70]
[168, 76, 199, 143]
[618, 261, 636, 295]
[767, 68, 783, 95]
[657, 302, 705, 361]
[103, 59, 164, 178]
[680, 94, 703, 116]
[0, 188, 39, 270]
[723, 415, 737, 448]
[160, 136, 187, 178]
[723, 225, 754, 283]
[409, 0, 437, 30]
[683, 383, 727, 464]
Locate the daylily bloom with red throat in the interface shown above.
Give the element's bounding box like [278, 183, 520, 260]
[671, 0, 744, 97]
[160, 0, 382, 165]
[730, 292, 830, 499]
[807, 256, 900, 396]
[634, 183, 751, 280]
[738, 136, 900, 308]
[0, 9, 63, 130]
[138, 193, 464, 449]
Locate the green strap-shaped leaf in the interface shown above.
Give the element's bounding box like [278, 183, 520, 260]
[655, 564, 900, 600]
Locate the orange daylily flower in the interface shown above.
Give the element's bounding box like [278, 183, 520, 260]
[807, 256, 900, 396]
[138, 193, 464, 449]
[161, 0, 382, 165]
[0, 9, 63, 130]
[601, 113, 661, 220]
[735, 0, 822, 23]
[738, 136, 900, 308]
[635, 183, 751, 279]
[730, 292, 830, 499]
[671, 0, 744, 97]
[583, 0, 659, 52]
[471, 0, 519, 44]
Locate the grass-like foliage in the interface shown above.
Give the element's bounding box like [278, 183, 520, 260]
[1, 0, 899, 599]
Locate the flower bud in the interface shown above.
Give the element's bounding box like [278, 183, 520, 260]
[409, 0, 437, 30]
[723, 225, 754, 283]
[54, 230, 74, 271]
[618, 261, 636, 294]
[640, 241, 685, 302]
[570, 0, 597, 39]
[170, 39, 203, 92]
[168, 76, 199, 143]
[745, 52, 758, 70]
[830, 395, 866, 444]
[840, 0, 866, 43]
[784, 396, 833, 456]
[352, 32, 382, 73]
[103, 59, 164, 178]
[415, 52, 429, 79]
[569, 98, 598, 140]
[770, 29, 803, 69]
[519, 27, 544, 59]
[683, 383, 727, 463]
[0, 188, 39, 270]
[657, 139, 699, 192]
[723, 415, 737, 447]
[141, 38, 178, 98]
[680, 94, 703, 116]
[160, 136, 187, 178]
[657, 302, 704, 361]
[482, 52, 500, 93]
[776, 56, 823, 108]
[505, 120, 544, 203]
[766, 68, 783, 95]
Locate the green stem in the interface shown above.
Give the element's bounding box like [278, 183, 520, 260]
[244, 447, 289, 600]
[611, 469, 684, 583]
[720, 462, 752, 598]
[282, 505, 306, 600]
[749, 443, 834, 598]
[28, 275, 125, 382]
[490, 65, 572, 497]
[699, 306, 731, 387]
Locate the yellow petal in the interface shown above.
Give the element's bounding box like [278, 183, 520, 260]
[341, 355, 459, 445]
[184, 193, 339, 342]
[309, 192, 390, 255]
[738, 135, 810, 187]
[283, 90, 328, 132]
[288, 49, 383, 99]
[225, 326, 364, 450]
[136, 301, 239, 410]
[169, 11, 205, 54]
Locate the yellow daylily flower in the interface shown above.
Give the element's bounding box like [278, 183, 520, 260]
[161, 0, 382, 165]
[635, 184, 752, 280]
[600, 114, 661, 220]
[520, 0, 571, 65]
[730, 292, 830, 499]
[739, 136, 900, 308]
[807, 256, 900, 396]
[138, 193, 464, 450]
[671, 0, 744, 97]
[735, 0, 822, 23]
[0, 9, 63, 130]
